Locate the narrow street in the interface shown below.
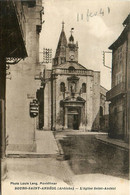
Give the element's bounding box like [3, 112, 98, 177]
[2, 130, 129, 195]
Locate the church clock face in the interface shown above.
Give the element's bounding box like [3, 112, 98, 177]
[69, 51, 75, 60]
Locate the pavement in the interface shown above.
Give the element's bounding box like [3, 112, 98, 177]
[95, 134, 129, 151]
[6, 130, 60, 158]
[36, 131, 59, 154]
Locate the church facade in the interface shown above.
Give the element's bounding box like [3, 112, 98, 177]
[41, 24, 109, 131]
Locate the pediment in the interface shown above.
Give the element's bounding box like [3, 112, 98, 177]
[53, 61, 87, 70]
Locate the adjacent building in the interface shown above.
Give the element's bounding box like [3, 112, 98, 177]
[0, 0, 29, 179]
[6, 0, 43, 152]
[40, 24, 109, 131]
[106, 14, 130, 142]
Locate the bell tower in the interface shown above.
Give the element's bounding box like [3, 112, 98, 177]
[53, 23, 78, 66]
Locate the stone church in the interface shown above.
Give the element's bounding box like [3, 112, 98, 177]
[38, 23, 109, 131]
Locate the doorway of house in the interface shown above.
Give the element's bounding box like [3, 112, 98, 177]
[68, 114, 79, 130]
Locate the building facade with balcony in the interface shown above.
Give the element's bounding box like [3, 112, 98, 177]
[42, 24, 109, 131]
[106, 14, 130, 142]
[6, 0, 43, 152]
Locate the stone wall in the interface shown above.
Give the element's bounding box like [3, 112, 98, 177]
[109, 97, 125, 139]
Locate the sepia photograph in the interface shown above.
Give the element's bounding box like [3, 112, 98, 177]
[0, 0, 130, 194]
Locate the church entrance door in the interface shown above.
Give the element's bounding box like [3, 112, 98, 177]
[68, 114, 79, 130]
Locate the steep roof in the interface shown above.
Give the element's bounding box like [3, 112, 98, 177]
[55, 29, 67, 58]
[123, 14, 130, 26]
[109, 14, 130, 50]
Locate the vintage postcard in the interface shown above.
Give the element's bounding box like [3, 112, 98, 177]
[0, 0, 130, 194]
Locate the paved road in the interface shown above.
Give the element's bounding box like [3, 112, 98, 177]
[2, 130, 129, 195]
[55, 131, 129, 180]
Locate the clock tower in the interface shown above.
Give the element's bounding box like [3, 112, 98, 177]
[66, 30, 78, 62]
[53, 23, 78, 66]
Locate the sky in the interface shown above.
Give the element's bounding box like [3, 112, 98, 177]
[39, 0, 130, 90]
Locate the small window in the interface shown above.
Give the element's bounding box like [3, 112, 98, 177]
[82, 83, 86, 93]
[68, 66, 75, 72]
[60, 82, 65, 92]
